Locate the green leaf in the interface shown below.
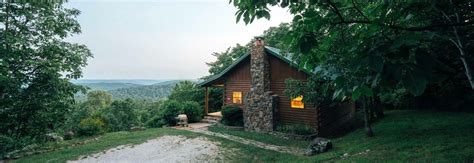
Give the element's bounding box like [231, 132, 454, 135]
[381, 63, 402, 87]
[368, 55, 384, 72]
[402, 68, 428, 96]
[334, 76, 346, 87]
[333, 89, 343, 100]
[414, 52, 435, 78]
[243, 11, 250, 24]
[405, 13, 413, 21]
[352, 85, 373, 101]
[299, 35, 316, 54]
[236, 11, 244, 23]
[391, 33, 422, 49]
[280, 0, 289, 8]
[293, 15, 302, 22]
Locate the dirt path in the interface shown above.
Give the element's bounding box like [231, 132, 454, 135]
[68, 135, 222, 163]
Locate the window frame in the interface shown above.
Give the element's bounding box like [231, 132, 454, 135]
[291, 95, 304, 109]
[232, 91, 243, 104]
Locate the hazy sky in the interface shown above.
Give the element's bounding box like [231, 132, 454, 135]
[65, 0, 292, 80]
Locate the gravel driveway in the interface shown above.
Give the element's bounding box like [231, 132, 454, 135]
[68, 135, 221, 163]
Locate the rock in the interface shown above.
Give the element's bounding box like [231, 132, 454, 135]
[45, 133, 63, 142]
[64, 131, 74, 140]
[130, 127, 146, 132]
[304, 137, 332, 156]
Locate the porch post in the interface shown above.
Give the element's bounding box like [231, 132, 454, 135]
[205, 87, 209, 115]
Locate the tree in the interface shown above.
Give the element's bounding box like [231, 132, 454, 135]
[259, 23, 291, 51]
[230, 0, 473, 136]
[100, 99, 139, 132]
[0, 1, 92, 139]
[169, 80, 204, 103]
[204, 23, 292, 79]
[86, 90, 112, 110]
[204, 44, 248, 79]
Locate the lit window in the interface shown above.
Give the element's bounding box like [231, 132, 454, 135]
[232, 92, 242, 104]
[291, 96, 304, 109]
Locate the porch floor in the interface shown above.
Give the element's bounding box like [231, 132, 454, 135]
[207, 111, 222, 117]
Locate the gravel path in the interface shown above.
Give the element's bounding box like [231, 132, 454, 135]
[68, 135, 221, 163]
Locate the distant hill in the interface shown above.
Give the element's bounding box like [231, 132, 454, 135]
[152, 80, 182, 86]
[79, 82, 143, 91]
[72, 79, 169, 85]
[108, 81, 180, 100]
[74, 80, 182, 101]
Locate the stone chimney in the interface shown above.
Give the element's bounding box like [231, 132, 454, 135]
[243, 37, 279, 133]
[250, 37, 270, 93]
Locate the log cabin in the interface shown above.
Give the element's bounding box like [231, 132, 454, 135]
[199, 38, 355, 136]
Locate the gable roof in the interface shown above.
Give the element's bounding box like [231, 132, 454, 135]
[198, 46, 312, 87]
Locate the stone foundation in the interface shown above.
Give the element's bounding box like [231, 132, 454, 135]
[243, 91, 278, 132]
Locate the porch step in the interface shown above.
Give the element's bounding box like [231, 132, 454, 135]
[201, 115, 222, 124]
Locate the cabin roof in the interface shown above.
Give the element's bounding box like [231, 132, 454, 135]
[198, 46, 313, 87]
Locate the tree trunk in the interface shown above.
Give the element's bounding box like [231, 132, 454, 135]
[458, 50, 474, 89]
[374, 96, 384, 118]
[451, 28, 474, 89]
[442, 1, 474, 89]
[363, 97, 374, 137]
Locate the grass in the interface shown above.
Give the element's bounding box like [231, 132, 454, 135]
[12, 110, 474, 162]
[208, 126, 309, 148]
[210, 110, 474, 162]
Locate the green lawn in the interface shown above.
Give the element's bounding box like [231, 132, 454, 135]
[210, 110, 474, 162]
[12, 110, 474, 162]
[208, 125, 309, 148]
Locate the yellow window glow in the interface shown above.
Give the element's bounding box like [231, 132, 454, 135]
[291, 96, 304, 109]
[232, 92, 242, 104]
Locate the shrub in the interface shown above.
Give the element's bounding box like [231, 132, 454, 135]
[77, 117, 105, 136]
[145, 115, 166, 128]
[180, 101, 203, 123]
[0, 135, 14, 158]
[276, 123, 315, 135]
[221, 105, 243, 126]
[159, 100, 181, 126]
[100, 99, 139, 132]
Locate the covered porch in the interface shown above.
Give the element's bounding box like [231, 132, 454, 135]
[201, 79, 225, 117]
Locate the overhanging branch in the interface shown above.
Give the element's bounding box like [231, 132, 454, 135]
[331, 20, 473, 31]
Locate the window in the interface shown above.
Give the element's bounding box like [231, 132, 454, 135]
[291, 95, 304, 109]
[232, 92, 242, 104]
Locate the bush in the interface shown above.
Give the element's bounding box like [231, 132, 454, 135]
[77, 117, 105, 136]
[0, 135, 14, 158]
[159, 100, 181, 126]
[145, 115, 166, 128]
[276, 123, 315, 135]
[180, 101, 203, 123]
[221, 105, 243, 126]
[100, 99, 139, 132]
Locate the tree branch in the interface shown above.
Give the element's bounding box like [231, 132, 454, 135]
[327, 0, 345, 23]
[351, 0, 369, 21]
[331, 19, 473, 31]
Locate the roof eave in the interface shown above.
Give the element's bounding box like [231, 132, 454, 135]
[198, 46, 313, 87]
[198, 53, 250, 87]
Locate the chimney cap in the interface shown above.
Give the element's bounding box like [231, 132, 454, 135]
[254, 37, 265, 46]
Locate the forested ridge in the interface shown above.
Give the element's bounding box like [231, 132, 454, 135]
[74, 80, 181, 101]
[75, 83, 143, 91]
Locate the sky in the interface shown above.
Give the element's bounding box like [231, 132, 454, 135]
[65, 0, 293, 80]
